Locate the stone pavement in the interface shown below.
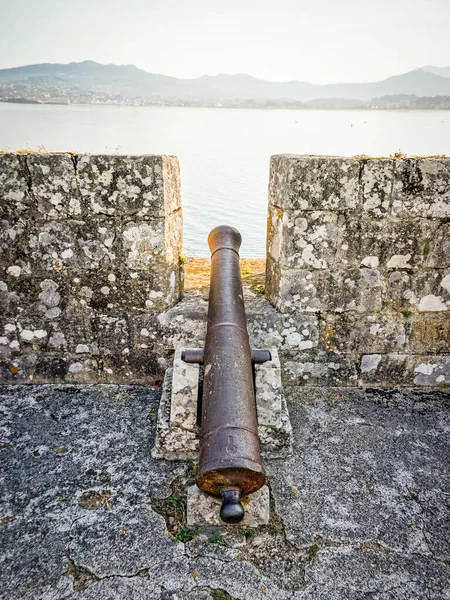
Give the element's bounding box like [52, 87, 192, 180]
[1, 385, 449, 599]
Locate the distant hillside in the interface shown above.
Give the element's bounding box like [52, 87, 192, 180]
[1, 61, 450, 106]
[422, 65, 450, 79]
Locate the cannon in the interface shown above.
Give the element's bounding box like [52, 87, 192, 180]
[183, 225, 267, 523]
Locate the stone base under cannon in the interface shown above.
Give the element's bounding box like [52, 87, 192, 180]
[152, 347, 292, 526]
[153, 347, 292, 461]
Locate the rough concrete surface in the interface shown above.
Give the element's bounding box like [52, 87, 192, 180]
[1, 384, 449, 599]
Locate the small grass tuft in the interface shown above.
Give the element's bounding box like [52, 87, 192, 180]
[207, 534, 226, 545]
[239, 529, 255, 539]
[166, 494, 187, 512]
[308, 543, 319, 561]
[402, 311, 412, 318]
[423, 237, 431, 258]
[174, 525, 198, 543]
[178, 254, 187, 266]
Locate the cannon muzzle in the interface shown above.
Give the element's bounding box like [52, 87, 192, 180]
[196, 225, 266, 523]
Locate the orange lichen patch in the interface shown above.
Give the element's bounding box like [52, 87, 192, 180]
[192, 572, 200, 580]
[183, 258, 212, 289]
[291, 487, 298, 494]
[15, 149, 40, 155]
[184, 257, 266, 290]
[54, 263, 62, 270]
[13, 149, 78, 156]
[322, 327, 335, 351]
[9, 365, 19, 374]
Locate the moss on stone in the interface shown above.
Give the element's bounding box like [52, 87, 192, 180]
[210, 591, 234, 600]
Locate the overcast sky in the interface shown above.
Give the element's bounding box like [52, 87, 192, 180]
[1, 0, 449, 83]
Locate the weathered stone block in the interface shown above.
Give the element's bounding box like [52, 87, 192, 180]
[122, 219, 166, 270]
[170, 348, 199, 430]
[0, 273, 69, 320]
[152, 366, 200, 459]
[0, 279, 20, 318]
[278, 313, 319, 351]
[130, 313, 166, 354]
[48, 315, 96, 356]
[155, 296, 208, 349]
[269, 155, 360, 212]
[90, 314, 131, 356]
[0, 350, 38, 383]
[99, 349, 164, 385]
[264, 254, 282, 310]
[254, 350, 282, 428]
[246, 292, 283, 349]
[0, 318, 19, 363]
[120, 218, 182, 307]
[28, 219, 120, 271]
[34, 353, 98, 384]
[64, 268, 181, 316]
[0, 217, 31, 273]
[359, 353, 416, 386]
[246, 291, 320, 351]
[413, 356, 450, 385]
[270, 268, 382, 314]
[26, 153, 81, 219]
[165, 207, 183, 265]
[410, 314, 450, 353]
[77, 154, 181, 218]
[392, 158, 450, 218]
[14, 316, 53, 351]
[267, 207, 340, 269]
[282, 350, 358, 386]
[186, 484, 270, 528]
[386, 270, 415, 312]
[425, 222, 450, 268]
[0, 154, 29, 217]
[321, 312, 407, 354]
[336, 216, 434, 270]
[387, 269, 450, 313]
[360, 159, 394, 218]
[412, 269, 450, 312]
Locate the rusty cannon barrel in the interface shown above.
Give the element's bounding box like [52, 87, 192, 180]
[196, 225, 266, 523]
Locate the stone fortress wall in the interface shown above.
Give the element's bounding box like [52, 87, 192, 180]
[1, 152, 449, 387]
[266, 155, 450, 386]
[0, 153, 183, 384]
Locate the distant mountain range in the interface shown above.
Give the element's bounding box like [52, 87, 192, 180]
[1, 61, 450, 108]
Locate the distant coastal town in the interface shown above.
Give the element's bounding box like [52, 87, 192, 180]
[1, 61, 450, 110]
[1, 88, 450, 110]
